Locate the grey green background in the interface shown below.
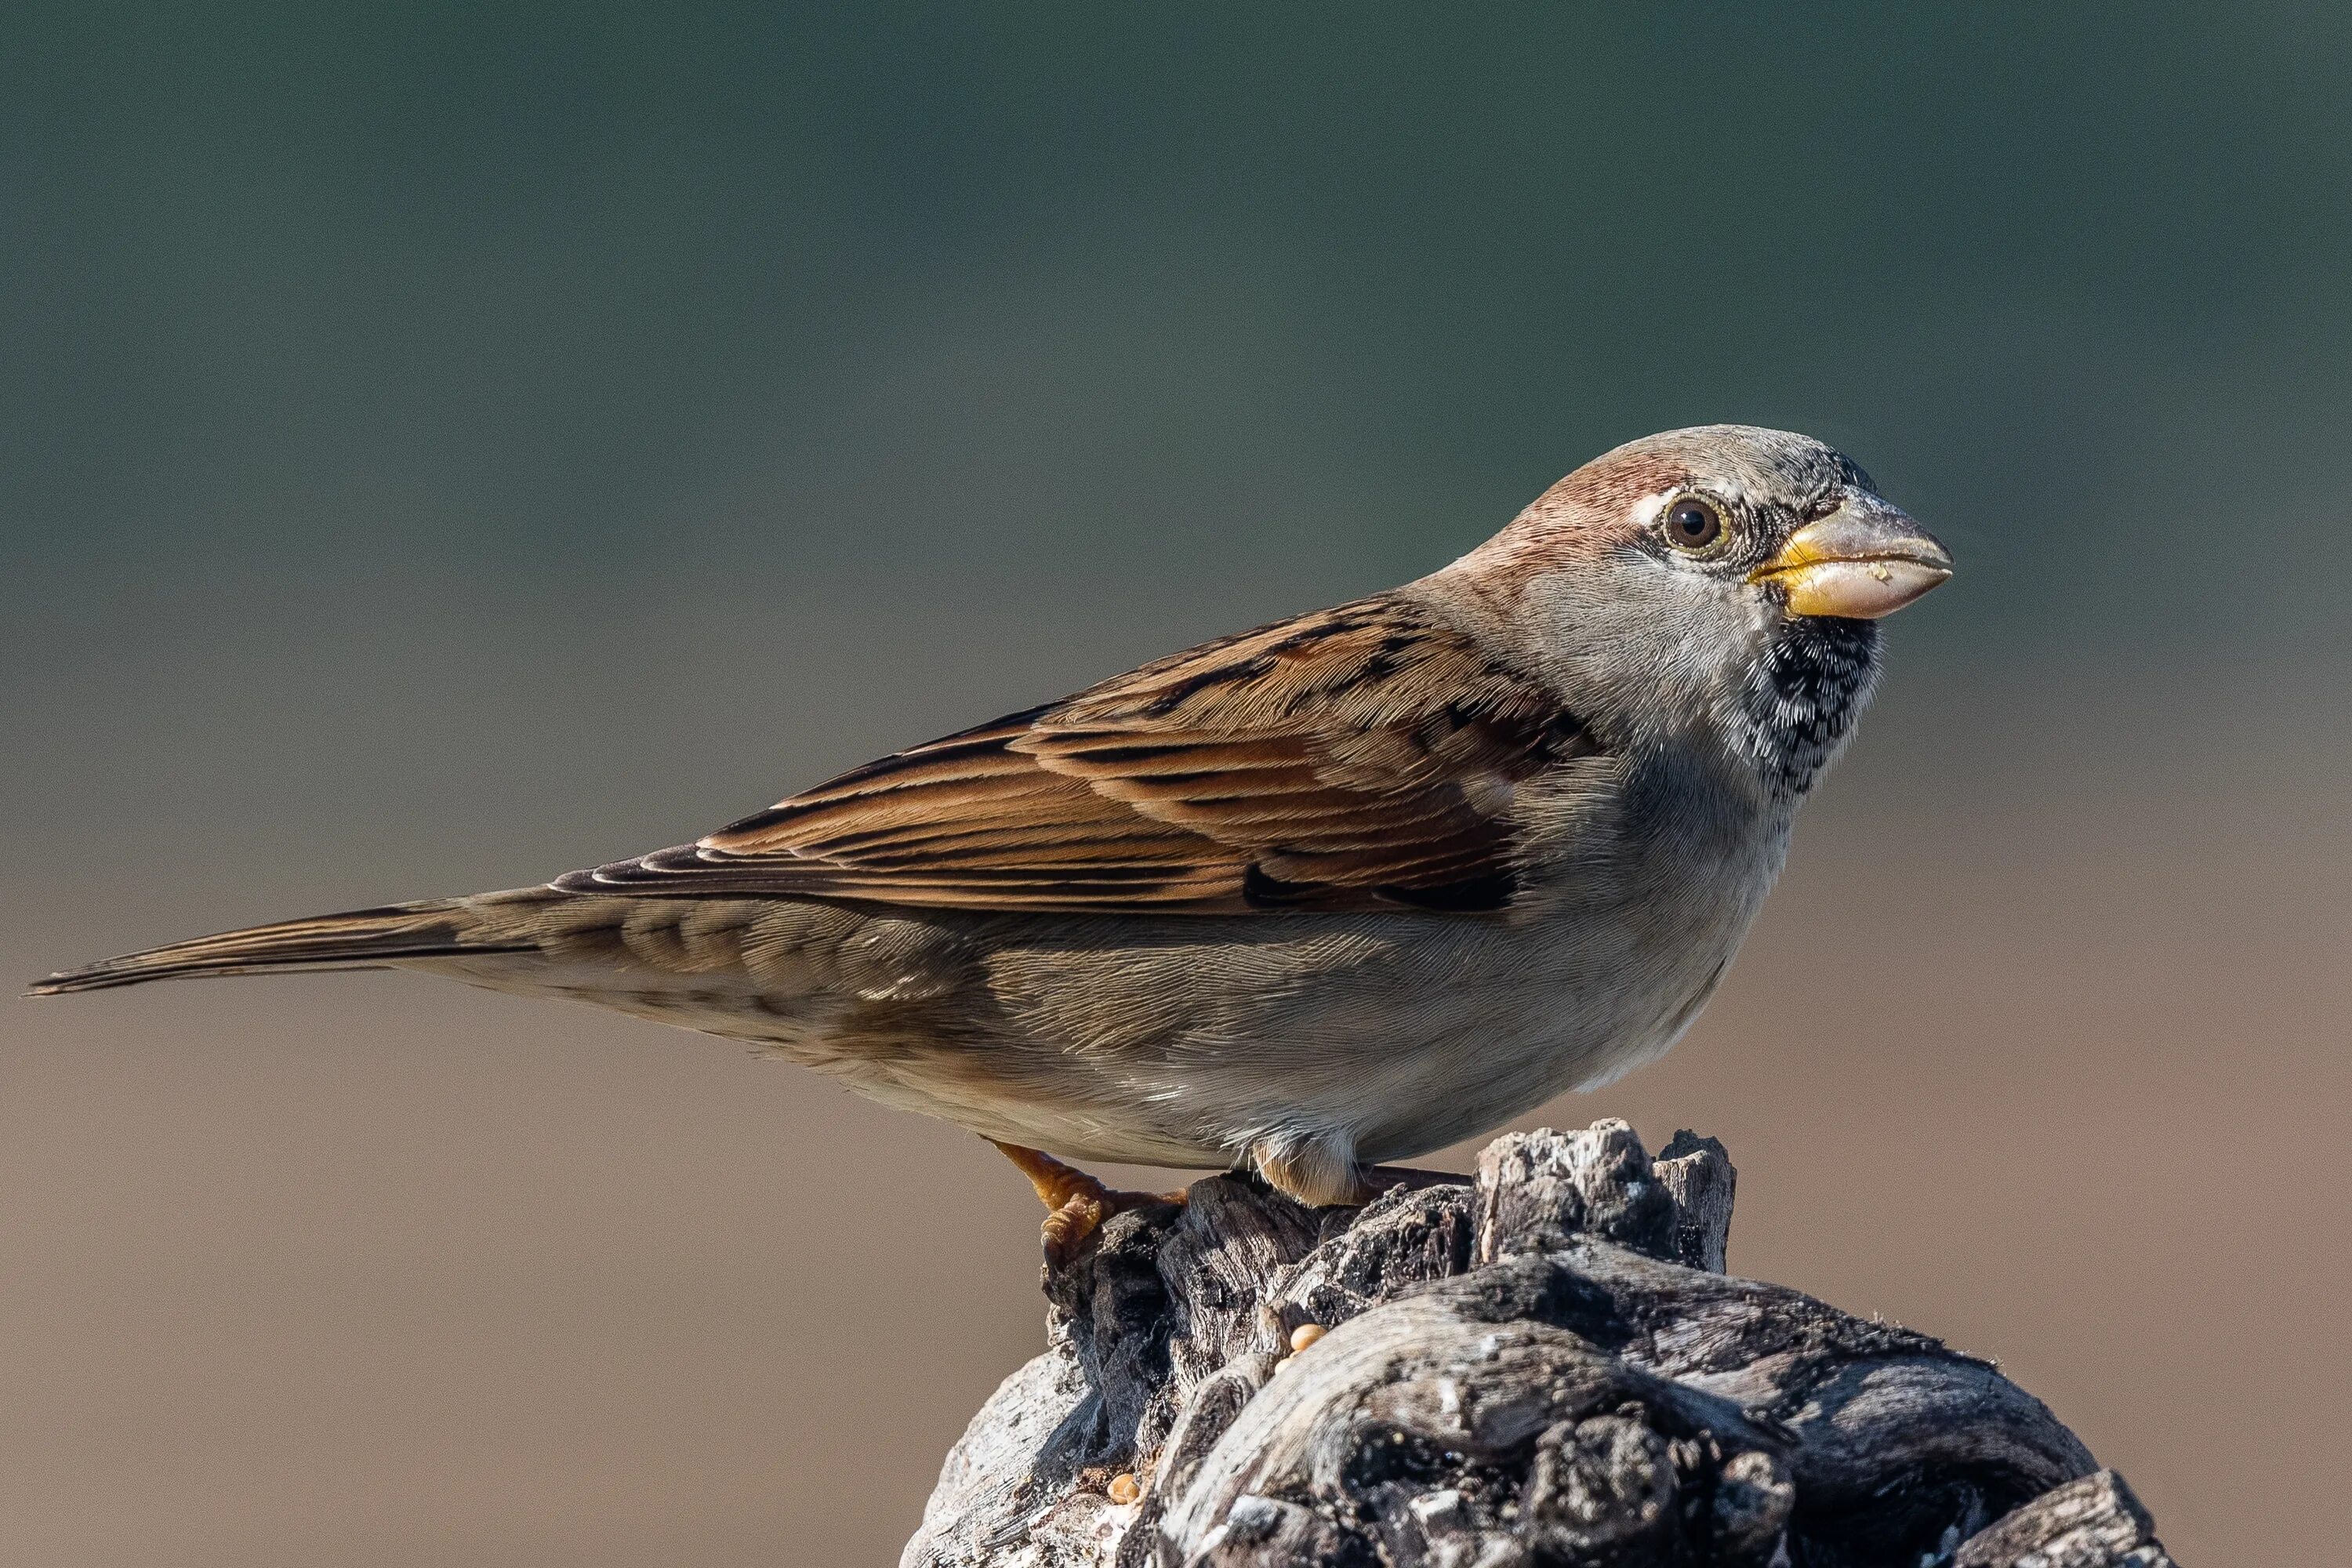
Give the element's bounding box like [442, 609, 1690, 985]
[5, 7, 2347, 1564]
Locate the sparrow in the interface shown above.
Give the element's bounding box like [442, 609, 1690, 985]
[30, 426, 1951, 1258]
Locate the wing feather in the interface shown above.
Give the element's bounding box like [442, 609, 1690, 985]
[554, 595, 1596, 913]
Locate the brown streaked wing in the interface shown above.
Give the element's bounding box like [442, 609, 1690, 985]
[553, 596, 1595, 913]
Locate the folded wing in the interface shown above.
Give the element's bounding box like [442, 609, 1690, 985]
[556, 596, 1595, 914]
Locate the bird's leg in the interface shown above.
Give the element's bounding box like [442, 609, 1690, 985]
[1358, 1163, 1469, 1195]
[1251, 1131, 1465, 1209]
[989, 1141, 1186, 1268]
[1250, 1129, 1409, 1208]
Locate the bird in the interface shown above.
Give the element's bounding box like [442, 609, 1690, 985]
[29, 425, 1951, 1261]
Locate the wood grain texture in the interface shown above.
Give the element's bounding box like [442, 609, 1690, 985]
[904, 1122, 2175, 1567]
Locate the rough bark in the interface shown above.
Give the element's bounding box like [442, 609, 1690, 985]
[904, 1121, 2175, 1568]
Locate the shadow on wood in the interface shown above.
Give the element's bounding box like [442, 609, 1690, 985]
[906, 1120, 2175, 1567]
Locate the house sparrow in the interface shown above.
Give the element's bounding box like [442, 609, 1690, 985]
[30, 426, 1950, 1256]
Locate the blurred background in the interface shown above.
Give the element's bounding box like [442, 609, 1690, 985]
[5, 5, 2347, 1563]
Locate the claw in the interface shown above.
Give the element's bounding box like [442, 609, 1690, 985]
[990, 1140, 1186, 1267]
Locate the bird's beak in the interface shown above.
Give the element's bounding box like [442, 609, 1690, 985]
[1747, 495, 1953, 619]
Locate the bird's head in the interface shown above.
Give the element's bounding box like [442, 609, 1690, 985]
[1439, 425, 1952, 795]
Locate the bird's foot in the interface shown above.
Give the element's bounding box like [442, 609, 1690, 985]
[989, 1141, 1187, 1269]
[1250, 1135, 1465, 1209]
[1358, 1163, 1468, 1195]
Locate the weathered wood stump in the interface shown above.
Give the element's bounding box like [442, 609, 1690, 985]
[906, 1121, 2175, 1567]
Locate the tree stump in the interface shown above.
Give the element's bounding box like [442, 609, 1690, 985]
[905, 1120, 2176, 1567]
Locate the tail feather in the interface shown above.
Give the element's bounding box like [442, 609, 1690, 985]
[25, 898, 539, 996]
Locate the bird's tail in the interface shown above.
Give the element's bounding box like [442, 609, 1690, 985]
[24, 896, 545, 996]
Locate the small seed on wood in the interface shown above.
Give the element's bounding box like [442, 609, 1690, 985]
[1107, 1472, 1141, 1504]
[1288, 1323, 1327, 1352]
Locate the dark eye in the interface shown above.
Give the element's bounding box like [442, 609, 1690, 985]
[1664, 495, 1726, 553]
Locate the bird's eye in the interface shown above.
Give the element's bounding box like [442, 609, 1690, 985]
[1663, 495, 1726, 554]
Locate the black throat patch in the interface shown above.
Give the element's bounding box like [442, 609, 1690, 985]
[1741, 618, 1880, 799]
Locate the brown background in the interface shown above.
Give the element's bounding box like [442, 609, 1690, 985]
[5, 7, 2348, 1564]
[9, 649, 2345, 1566]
